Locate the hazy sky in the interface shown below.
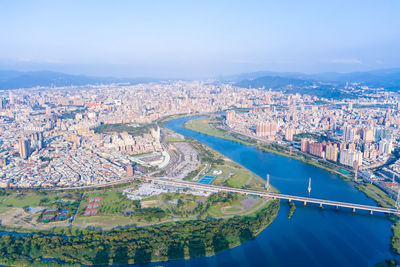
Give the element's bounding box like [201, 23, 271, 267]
[1, 0, 399, 78]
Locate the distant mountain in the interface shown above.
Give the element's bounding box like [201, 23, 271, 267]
[220, 71, 306, 82]
[227, 68, 400, 87]
[233, 68, 400, 99]
[0, 70, 157, 89]
[310, 69, 400, 89]
[236, 76, 315, 89]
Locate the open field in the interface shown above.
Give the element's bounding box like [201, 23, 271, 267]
[141, 199, 160, 208]
[0, 192, 63, 208]
[184, 117, 236, 141]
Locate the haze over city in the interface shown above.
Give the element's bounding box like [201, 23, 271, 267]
[2, 1, 400, 266]
[1, 0, 400, 78]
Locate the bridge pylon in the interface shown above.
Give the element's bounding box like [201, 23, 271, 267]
[265, 174, 270, 191]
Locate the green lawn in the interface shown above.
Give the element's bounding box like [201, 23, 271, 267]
[74, 214, 136, 228]
[0, 193, 71, 209]
[226, 173, 250, 188]
[225, 206, 242, 213]
[161, 193, 201, 216]
[78, 191, 139, 216]
[168, 136, 184, 142]
[0, 204, 11, 213]
[184, 118, 235, 140]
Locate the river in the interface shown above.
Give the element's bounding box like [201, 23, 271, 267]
[142, 116, 399, 266]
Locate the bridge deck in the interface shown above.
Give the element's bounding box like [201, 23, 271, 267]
[144, 177, 400, 215]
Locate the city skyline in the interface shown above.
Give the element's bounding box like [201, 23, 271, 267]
[2, 1, 400, 265]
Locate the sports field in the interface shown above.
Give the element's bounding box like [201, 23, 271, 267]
[198, 175, 215, 184]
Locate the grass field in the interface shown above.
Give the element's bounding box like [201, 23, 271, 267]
[77, 191, 138, 216]
[206, 195, 265, 218]
[184, 118, 235, 141]
[168, 136, 184, 142]
[0, 205, 11, 213]
[226, 172, 250, 188]
[74, 214, 136, 228]
[0, 192, 75, 210]
[161, 193, 201, 215]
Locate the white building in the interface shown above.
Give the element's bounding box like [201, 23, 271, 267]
[340, 149, 363, 168]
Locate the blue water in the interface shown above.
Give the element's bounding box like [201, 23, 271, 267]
[141, 116, 399, 267]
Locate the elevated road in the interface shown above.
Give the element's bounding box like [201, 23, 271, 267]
[143, 177, 400, 215]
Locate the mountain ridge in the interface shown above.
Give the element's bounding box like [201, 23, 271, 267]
[0, 70, 158, 89]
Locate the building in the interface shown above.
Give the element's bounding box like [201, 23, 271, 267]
[256, 121, 277, 137]
[344, 126, 356, 142]
[325, 143, 339, 162]
[226, 110, 236, 121]
[264, 94, 271, 104]
[301, 139, 311, 152]
[348, 143, 356, 150]
[362, 128, 374, 143]
[340, 149, 363, 168]
[285, 128, 295, 141]
[309, 142, 326, 158]
[379, 140, 393, 154]
[18, 139, 31, 159]
[126, 164, 135, 177]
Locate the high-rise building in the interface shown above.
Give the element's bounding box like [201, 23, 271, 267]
[285, 128, 295, 141]
[226, 110, 236, 121]
[325, 143, 338, 162]
[9, 91, 15, 105]
[340, 149, 362, 168]
[126, 164, 135, 176]
[256, 121, 277, 137]
[18, 139, 30, 159]
[362, 128, 374, 143]
[344, 125, 356, 142]
[309, 142, 325, 157]
[301, 139, 311, 152]
[264, 94, 271, 104]
[348, 143, 356, 150]
[379, 140, 393, 154]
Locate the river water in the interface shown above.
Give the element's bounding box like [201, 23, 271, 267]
[1, 116, 397, 266]
[145, 116, 399, 267]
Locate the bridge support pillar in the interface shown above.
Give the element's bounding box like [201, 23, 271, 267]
[370, 210, 373, 215]
[288, 199, 291, 202]
[336, 206, 338, 210]
[319, 203, 323, 208]
[304, 201, 307, 206]
[352, 208, 356, 213]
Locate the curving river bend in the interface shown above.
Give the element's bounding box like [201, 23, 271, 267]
[142, 116, 400, 267]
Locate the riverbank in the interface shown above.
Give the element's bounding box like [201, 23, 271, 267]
[0, 123, 281, 265]
[183, 117, 354, 181]
[183, 115, 400, 256]
[0, 199, 279, 266]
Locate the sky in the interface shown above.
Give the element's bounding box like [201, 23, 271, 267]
[0, 0, 399, 78]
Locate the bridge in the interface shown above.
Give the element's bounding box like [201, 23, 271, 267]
[143, 176, 400, 216]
